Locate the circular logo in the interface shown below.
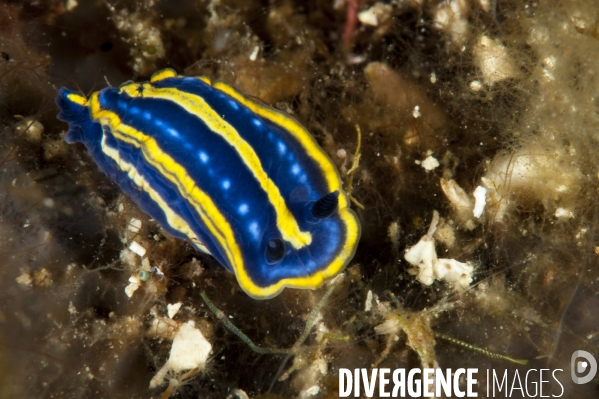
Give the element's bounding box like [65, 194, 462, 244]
[571, 350, 597, 384]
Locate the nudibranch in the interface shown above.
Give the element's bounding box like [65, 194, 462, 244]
[56, 68, 361, 299]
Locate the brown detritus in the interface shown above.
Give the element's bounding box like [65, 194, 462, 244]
[221, 49, 312, 106]
[374, 306, 437, 369]
[264, 1, 309, 49]
[0, 4, 54, 122]
[106, 1, 166, 76]
[364, 62, 450, 152]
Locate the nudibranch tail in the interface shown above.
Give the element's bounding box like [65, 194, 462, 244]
[56, 88, 91, 144]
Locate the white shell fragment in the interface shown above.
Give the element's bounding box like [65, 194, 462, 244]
[469, 80, 483, 92]
[249, 45, 260, 61]
[433, 258, 474, 289]
[15, 117, 44, 142]
[150, 322, 212, 388]
[129, 241, 146, 257]
[420, 151, 439, 172]
[127, 218, 142, 233]
[300, 385, 321, 398]
[358, 3, 393, 27]
[125, 275, 141, 298]
[478, 0, 491, 12]
[412, 105, 421, 118]
[229, 389, 250, 399]
[405, 234, 437, 285]
[365, 290, 373, 313]
[473, 35, 520, 84]
[66, 0, 79, 11]
[404, 211, 474, 289]
[432, 0, 469, 44]
[555, 207, 574, 219]
[358, 8, 379, 27]
[167, 302, 182, 319]
[472, 186, 487, 218]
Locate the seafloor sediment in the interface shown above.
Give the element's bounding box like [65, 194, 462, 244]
[1, 1, 598, 398]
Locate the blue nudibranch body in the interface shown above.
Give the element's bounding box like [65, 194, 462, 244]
[56, 68, 361, 299]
